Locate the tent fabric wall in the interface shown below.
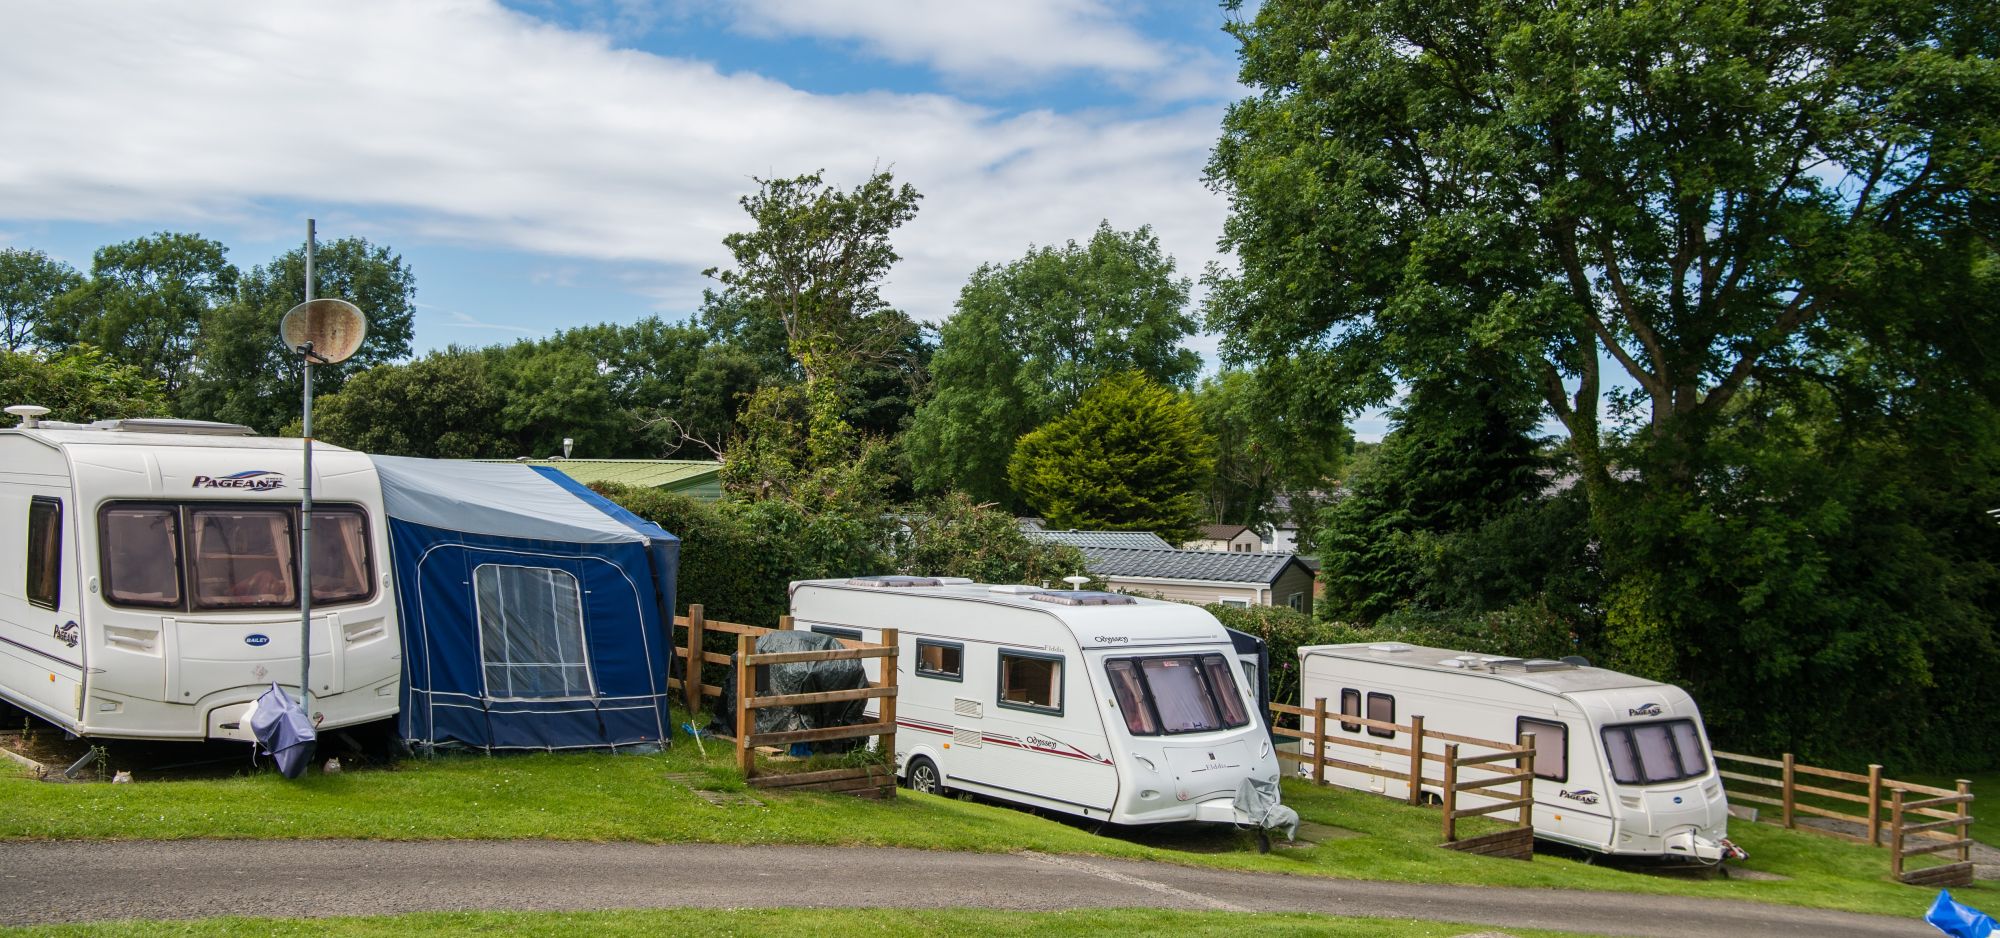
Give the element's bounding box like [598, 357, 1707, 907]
[373, 456, 679, 751]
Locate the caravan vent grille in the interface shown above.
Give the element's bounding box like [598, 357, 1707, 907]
[952, 727, 983, 748]
[1029, 591, 1133, 606]
[845, 576, 942, 588]
[953, 698, 983, 719]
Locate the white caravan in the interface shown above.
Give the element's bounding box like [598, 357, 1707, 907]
[0, 413, 399, 741]
[1296, 642, 1740, 862]
[789, 577, 1283, 828]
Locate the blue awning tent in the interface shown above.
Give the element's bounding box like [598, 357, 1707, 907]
[372, 456, 678, 751]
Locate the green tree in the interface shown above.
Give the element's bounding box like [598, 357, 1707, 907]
[179, 237, 416, 433]
[1194, 369, 1348, 540]
[312, 348, 507, 458]
[0, 345, 167, 424]
[40, 233, 238, 395]
[1008, 372, 1214, 542]
[704, 170, 923, 467]
[0, 248, 83, 352]
[904, 222, 1200, 506]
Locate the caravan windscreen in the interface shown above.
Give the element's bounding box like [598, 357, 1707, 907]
[1106, 654, 1250, 735]
[1602, 720, 1708, 785]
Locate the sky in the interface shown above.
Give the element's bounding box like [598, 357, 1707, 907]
[0, 0, 1394, 440]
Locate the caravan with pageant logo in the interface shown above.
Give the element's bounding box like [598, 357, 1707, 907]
[1296, 642, 1742, 863]
[788, 577, 1286, 830]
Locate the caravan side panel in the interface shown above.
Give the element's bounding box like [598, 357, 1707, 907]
[0, 436, 84, 730]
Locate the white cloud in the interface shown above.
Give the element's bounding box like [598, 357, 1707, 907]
[0, 0, 1231, 323]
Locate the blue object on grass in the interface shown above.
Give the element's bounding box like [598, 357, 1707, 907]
[250, 682, 317, 780]
[1928, 889, 1996, 938]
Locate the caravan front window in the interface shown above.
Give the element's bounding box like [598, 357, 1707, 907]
[190, 508, 297, 609]
[308, 509, 373, 604]
[1105, 654, 1251, 736]
[1601, 720, 1708, 786]
[475, 565, 593, 699]
[101, 506, 182, 607]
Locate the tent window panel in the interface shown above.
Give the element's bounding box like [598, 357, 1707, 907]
[998, 651, 1062, 714]
[309, 509, 373, 605]
[915, 640, 962, 681]
[190, 508, 297, 609]
[475, 565, 592, 700]
[100, 505, 183, 608]
[26, 497, 61, 610]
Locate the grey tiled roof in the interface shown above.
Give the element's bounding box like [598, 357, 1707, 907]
[1026, 529, 1175, 550]
[1078, 546, 1312, 585]
[1197, 523, 1254, 541]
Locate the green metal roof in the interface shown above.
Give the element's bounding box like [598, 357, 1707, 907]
[473, 459, 724, 499]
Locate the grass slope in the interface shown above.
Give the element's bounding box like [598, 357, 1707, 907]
[0, 735, 1990, 922]
[0, 909, 1615, 938]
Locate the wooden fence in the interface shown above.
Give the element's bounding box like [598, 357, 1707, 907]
[1271, 700, 1537, 859]
[1714, 751, 1974, 886]
[666, 604, 900, 798]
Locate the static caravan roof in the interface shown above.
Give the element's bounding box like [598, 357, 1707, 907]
[1025, 529, 1174, 549]
[790, 578, 1230, 648]
[1299, 642, 1659, 695]
[476, 459, 724, 501]
[1078, 546, 1312, 586]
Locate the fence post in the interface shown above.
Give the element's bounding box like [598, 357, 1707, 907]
[1311, 697, 1329, 786]
[1518, 731, 1537, 829]
[685, 604, 706, 717]
[1442, 743, 1460, 842]
[778, 614, 793, 631]
[1781, 752, 1796, 829]
[735, 633, 755, 779]
[878, 628, 900, 780]
[1407, 714, 1425, 805]
[1865, 764, 1882, 847]
[1890, 788, 1905, 879]
[1958, 779, 1973, 864]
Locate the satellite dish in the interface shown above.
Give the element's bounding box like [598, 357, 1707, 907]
[280, 298, 368, 363]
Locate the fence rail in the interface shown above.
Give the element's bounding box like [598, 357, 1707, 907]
[665, 604, 899, 797]
[1272, 700, 1536, 859]
[1713, 750, 1973, 886]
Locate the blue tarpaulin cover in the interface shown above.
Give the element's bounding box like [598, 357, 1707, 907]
[1929, 890, 1996, 938]
[374, 457, 679, 751]
[250, 682, 317, 779]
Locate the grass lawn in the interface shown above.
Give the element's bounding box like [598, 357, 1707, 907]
[0, 908, 1620, 938]
[1, 721, 1991, 923]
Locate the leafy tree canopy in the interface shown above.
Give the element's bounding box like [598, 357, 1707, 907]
[40, 233, 237, 395]
[905, 222, 1200, 506]
[0, 248, 83, 352]
[0, 345, 167, 424]
[1195, 368, 1349, 542]
[1008, 371, 1215, 543]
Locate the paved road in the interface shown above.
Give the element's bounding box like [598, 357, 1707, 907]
[0, 841, 1932, 937]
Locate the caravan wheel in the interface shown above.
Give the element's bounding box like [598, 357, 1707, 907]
[906, 756, 945, 795]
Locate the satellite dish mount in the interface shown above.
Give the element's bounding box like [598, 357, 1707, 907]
[278, 219, 369, 727]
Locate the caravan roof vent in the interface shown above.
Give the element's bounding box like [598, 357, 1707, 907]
[1029, 590, 1134, 606]
[88, 417, 255, 436]
[1438, 658, 1468, 668]
[845, 575, 943, 588]
[1368, 642, 1415, 653]
[1491, 658, 1576, 672]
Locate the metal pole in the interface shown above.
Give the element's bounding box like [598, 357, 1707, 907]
[298, 219, 315, 717]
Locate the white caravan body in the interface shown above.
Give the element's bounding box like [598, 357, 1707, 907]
[0, 419, 400, 741]
[789, 578, 1282, 827]
[1297, 642, 1732, 860]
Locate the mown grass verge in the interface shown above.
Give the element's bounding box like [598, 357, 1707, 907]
[0, 908, 1615, 938]
[0, 724, 1990, 922]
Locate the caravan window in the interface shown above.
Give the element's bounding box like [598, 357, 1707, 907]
[1104, 654, 1251, 736]
[1365, 692, 1396, 739]
[1601, 720, 1708, 786]
[1338, 688, 1361, 732]
[915, 640, 963, 681]
[190, 508, 297, 609]
[100, 505, 182, 608]
[475, 565, 593, 699]
[1517, 717, 1569, 782]
[998, 650, 1062, 714]
[308, 509, 373, 605]
[26, 497, 61, 610]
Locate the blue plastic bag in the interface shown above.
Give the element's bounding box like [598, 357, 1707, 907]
[1928, 890, 1996, 938]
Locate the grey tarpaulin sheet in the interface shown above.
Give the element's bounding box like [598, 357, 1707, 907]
[1234, 774, 1300, 840]
[708, 630, 866, 752]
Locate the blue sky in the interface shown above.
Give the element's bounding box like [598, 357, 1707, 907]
[1, 1, 1398, 439]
